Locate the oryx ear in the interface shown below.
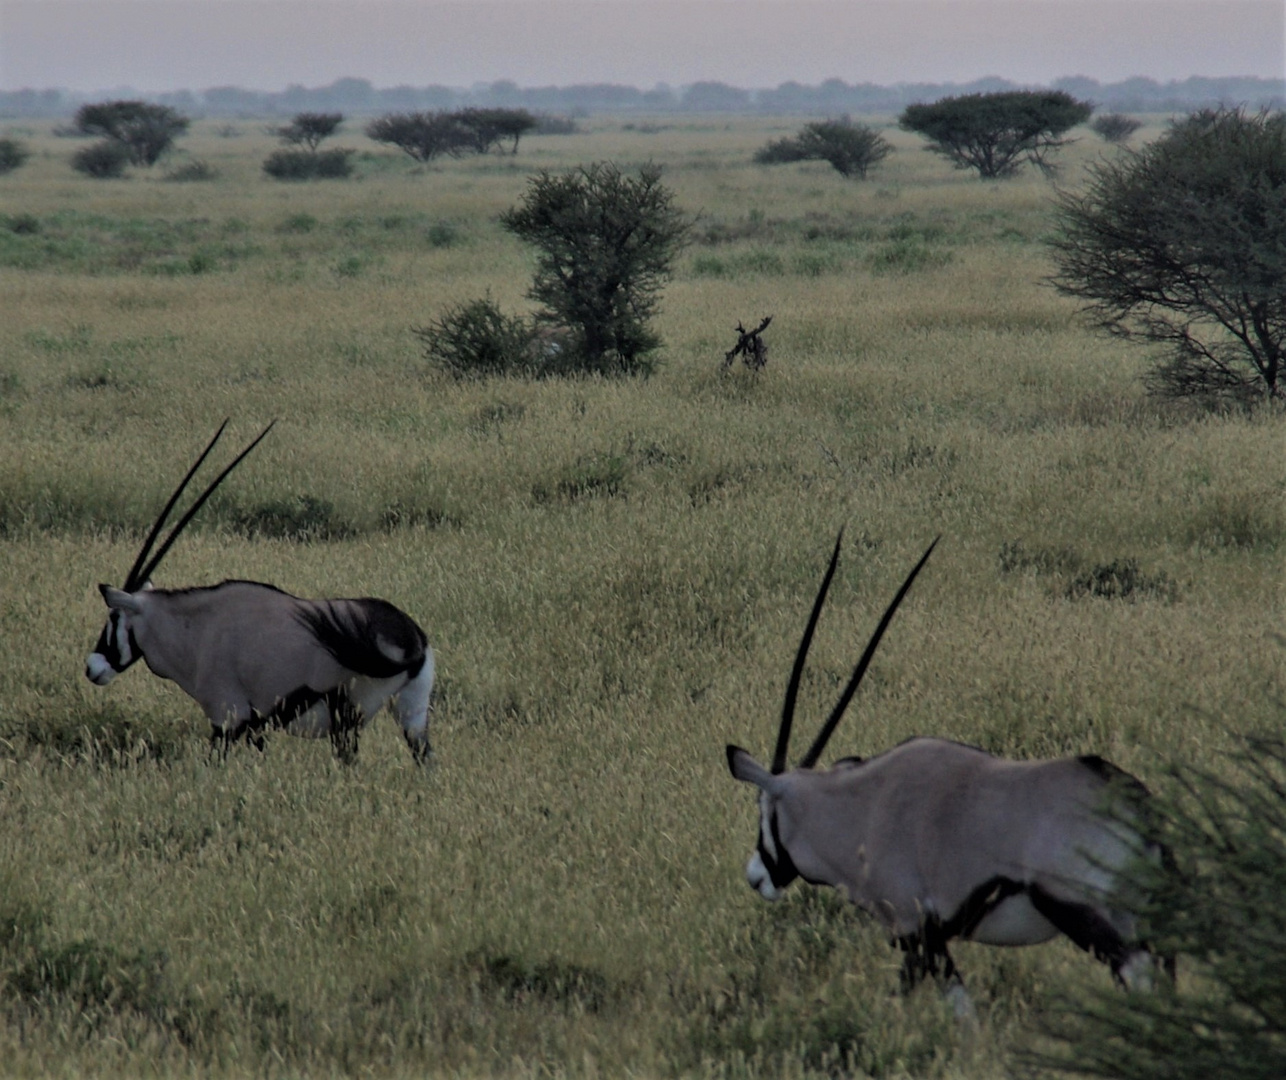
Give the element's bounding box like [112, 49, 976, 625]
[727, 745, 778, 790]
[99, 584, 142, 614]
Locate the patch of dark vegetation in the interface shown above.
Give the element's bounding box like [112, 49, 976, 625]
[2, 701, 188, 767]
[380, 499, 456, 531]
[999, 540, 1180, 602]
[4, 212, 40, 235]
[998, 539, 1082, 577]
[532, 451, 628, 504]
[463, 949, 612, 1013]
[1066, 558, 1179, 602]
[228, 494, 357, 543]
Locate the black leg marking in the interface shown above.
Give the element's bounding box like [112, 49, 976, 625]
[404, 731, 433, 765]
[328, 688, 361, 765]
[897, 919, 959, 993]
[1027, 884, 1134, 981]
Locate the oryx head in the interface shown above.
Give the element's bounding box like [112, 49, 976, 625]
[726, 531, 938, 900]
[85, 420, 275, 686]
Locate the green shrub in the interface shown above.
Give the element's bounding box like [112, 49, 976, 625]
[0, 137, 30, 175]
[70, 140, 130, 179]
[262, 148, 354, 180]
[414, 296, 540, 379]
[1036, 731, 1286, 1080]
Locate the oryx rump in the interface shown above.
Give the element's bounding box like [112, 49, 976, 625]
[726, 533, 1163, 1011]
[86, 422, 434, 763]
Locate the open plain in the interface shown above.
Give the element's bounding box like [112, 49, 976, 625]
[0, 115, 1281, 1077]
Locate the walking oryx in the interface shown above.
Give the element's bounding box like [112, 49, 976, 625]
[85, 421, 435, 763]
[726, 533, 1164, 1015]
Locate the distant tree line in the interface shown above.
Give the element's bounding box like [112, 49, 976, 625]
[3, 74, 1281, 119]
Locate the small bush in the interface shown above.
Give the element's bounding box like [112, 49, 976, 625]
[0, 137, 30, 175]
[230, 495, 355, 542]
[1066, 558, 1178, 602]
[755, 119, 893, 179]
[414, 296, 540, 379]
[5, 212, 40, 235]
[71, 140, 130, 179]
[262, 148, 353, 180]
[1091, 113, 1143, 143]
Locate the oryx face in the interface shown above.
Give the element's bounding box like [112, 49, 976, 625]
[746, 790, 798, 900]
[727, 532, 936, 901]
[86, 585, 145, 685]
[85, 419, 274, 690]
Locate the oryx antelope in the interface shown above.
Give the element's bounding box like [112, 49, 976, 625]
[726, 533, 1164, 1014]
[86, 421, 435, 763]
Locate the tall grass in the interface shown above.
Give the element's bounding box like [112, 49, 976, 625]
[0, 115, 1280, 1077]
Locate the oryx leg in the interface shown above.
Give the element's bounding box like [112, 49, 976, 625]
[327, 687, 362, 764]
[392, 651, 434, 764]
[1027, 885, 1154, 989]
[897, 924, 977, 1023]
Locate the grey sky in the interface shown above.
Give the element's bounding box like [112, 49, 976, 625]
[2, 1, 1282, 93]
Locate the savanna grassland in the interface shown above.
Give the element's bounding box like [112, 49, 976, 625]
[0, 114, 1281, 1078]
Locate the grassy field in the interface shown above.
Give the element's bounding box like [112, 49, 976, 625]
[0, 114, 1281, 1077]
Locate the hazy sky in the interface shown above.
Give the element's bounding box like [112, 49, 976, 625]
[1, 1, 1282, 93]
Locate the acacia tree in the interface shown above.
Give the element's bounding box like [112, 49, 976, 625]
[274, 112, 343, 151]
[1049, 107, 1286, 404]
[500, 162, 689, 376]
[456, 108, 538, 154]
[74, 100, 189, 166]
[899, 90, 1091, 178]
[365, 111, 472, 162]
[754, 119, 892, 179]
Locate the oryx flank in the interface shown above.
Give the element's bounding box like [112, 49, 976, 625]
[86, 421, 434, 763]
[726, 533, 1164, 1015]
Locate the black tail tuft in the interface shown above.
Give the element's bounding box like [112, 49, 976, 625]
[296, 598, 427, 679]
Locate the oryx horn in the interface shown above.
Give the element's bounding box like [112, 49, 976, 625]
[123, 419, 276, 590]
[779, 532, 939, 772]
[773, 530, 845, 774]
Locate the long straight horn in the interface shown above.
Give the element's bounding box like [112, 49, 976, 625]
[122, 420, 229, 591]
[797, 537, 939, 770]
[132, 420, 276, 587]
[772, 529, 844, 774]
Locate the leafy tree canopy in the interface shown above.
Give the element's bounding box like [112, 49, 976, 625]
[74, 100, 189, 166]
[754, 119, 893, 179]
[1049, 107, 1286, 404]
[275, 112, 344, 151]
[899, 90, 1091, 178]
[500, 162, 689, 376]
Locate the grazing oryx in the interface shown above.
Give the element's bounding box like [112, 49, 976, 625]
[86, 421, 434, 763]
[726, 533, 1164, 1014]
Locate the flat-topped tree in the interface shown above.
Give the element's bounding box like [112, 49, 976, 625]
[899, 90, 1091, 178]
[275, 112, 344, 151]
[75, 100, 190, 167]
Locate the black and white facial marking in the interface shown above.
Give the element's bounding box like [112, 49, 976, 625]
[746, 793, 800, 900]
[85, 589, 142, 685]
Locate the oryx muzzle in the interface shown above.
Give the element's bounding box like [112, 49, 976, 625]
[726, 531, 1166, 1013]
[86, 422, 435, 764]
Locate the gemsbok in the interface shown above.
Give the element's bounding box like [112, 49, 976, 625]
[86, 421, 434, 763]
[726, 532, 1165, 1015]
